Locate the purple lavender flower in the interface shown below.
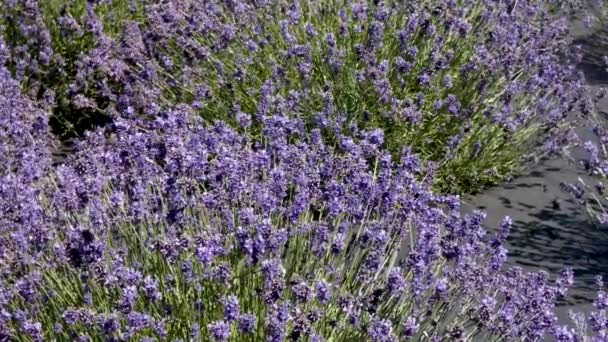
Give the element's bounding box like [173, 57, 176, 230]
[418, 72, 431, 87]
[369, 319, 396, 342]
[223, 295, 240, 322]
[325, 33, 336, 48]
[443, 75, 454, 88]
[126, 311, 151, 333]
[554, 325, 577, 341]
[246, 40, 258, 53]
[0, 4, 599, 338]
[386, 268, 406, 294]
[117, 285, 138, 312]
[315, 280, 331, 304]
[446, 94, 461, 115]
[352, 3, 368, 21]
[238, 313, 257, 334]
[489, 245, 508, 271]
[63, 310, 80, 326]
[22, 320, 43, 341]
[100, 314, 120, 335]
[208, 320, 230, 341]
[306, 23, 317, 37]
[435, 278, 449, 296]
[395, 56, 411, 74]
[403, 316, 419, 337]
[142, 276, 162, 302]
[154, 319, 168, 339]
[262, 259, 283, 281]
[556, 268, 574, 297]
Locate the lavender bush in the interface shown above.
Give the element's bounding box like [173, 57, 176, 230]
[0, 0, 595, 193]
[567, 118, 608, 226]
[2, 1, 608, 341]
[0, 0, 143, 139]
[0, 64, 577, 341]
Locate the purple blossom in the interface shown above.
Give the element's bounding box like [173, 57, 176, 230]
[315, 280, 331, 304]
[418, 73, 431, 86]
[142, 276, 162, 302]
[100, 314, 120, 335]
[554, 325, 577, 341]
[22, 320, 43, 341]
[369, 319, 396, 342]
[556, 268, 574, 297]
[0, 2, 599, 341]
[208, 320, 230, 341]
[63, 310, 80, 326]
[305, 23, 317, 37]
[325, 33, 336, 48]
[126, 311, 151, 333]
[443, 75, 454, 88]
[292, 281, 313, 303]
[238, 313, 257, 334]
[223, 295, 240, 322]
[386, 268, 406, 294]
[403, 316, 419, 337]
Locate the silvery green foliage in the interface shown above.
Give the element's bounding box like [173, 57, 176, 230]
[0, 0, 606, 341]
[0, 0, 596, 193]
[0, 65, 576, 341]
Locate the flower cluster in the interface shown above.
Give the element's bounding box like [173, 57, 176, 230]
[555, 275, 608, 341]
[0, 0, 595, 193]
[0, 0, 606, 341]
[0, 64, 574, 340]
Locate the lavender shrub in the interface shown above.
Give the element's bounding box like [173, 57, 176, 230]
[0, 63, 585, 340]
[1, 1, 607, 341]
[0, 0, 143, 139]
[0, 0, 599, 193]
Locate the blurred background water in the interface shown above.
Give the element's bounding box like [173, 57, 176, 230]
[463, 21, 608, 324]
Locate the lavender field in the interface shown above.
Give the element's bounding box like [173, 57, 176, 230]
[1, 0, 608, 341]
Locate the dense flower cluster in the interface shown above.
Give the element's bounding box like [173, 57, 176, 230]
[1, 0, 607, 341]
[0, 63, 578, 340]
[0, 0, 596, 193]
